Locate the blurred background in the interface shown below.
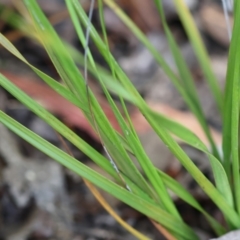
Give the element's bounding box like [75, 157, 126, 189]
[0, 0, 231, 239]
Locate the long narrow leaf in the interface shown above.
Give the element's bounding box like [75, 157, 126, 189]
[23, 0, 155, 197]
[145, 112, 240, 227]
[102, 0, 221, 159]
[147, 109, 233, 207]
[76, 68, 232, 208]
[153, 0, 220, 159]
[0, 73, 151, 203]
[173, 0, 223, 116]
[66, 0, 182, 218]
[0, 111, 198, 240]
[159, 170, 226, 236]
[224, 0, 240, 213]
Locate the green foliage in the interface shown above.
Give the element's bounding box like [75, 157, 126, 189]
[0, 0, 239, 239]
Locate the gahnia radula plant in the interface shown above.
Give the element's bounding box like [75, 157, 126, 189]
[0, 0, 239, 239]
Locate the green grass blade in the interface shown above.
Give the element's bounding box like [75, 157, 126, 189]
[91, 1, 232, 212]
[0, 0, 240, 235]
[23, 0, 156, 196]
[173, 0, 223, 116]
[24, 0, 86, 100]
[76, 58, 233, 210]
[224, 0, 240, 213]
[144, 112, 240, 227]
[146, 108, 209, 152]
[66, 0, 182, 218]
[0, 73, 148, 199]
[0, 111, 198, 240]
[97, 74, 233, 209]
[97, 0, 138, 140]
[98, 0, 221, 160]
[71, 0, 209, 147]
[0, 21, 231, 212]
[0, 3, 29, 33]
[207, 155, 233, 207]
[153, 0, 220, 159]
[0, 32, 151, 198]
[146, 108, 233, 207]
[0, 33, 90, 114]
[0, 70, 162, 206]
[0, 73, 112, 176]
[159, 170, 226, 236]
[68, 0, 181, 215]
[72, 0, 143, 105]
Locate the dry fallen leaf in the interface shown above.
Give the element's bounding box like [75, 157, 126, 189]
[117, 0, 161, 32]
[199, 3, 233, 47]
[132, 102, 222, 147]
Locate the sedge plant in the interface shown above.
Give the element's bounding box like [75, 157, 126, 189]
[0, 0, 239, 239]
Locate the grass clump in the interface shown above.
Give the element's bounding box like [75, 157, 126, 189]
[0, 0, 239, 239]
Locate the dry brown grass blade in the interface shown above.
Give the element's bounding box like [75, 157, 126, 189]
[84, 180, 150, 240]
[57, 130, 149, 240]
[150, 219, 177, 240]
